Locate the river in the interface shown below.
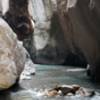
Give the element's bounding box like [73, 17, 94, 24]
[0, 64, 100, 100]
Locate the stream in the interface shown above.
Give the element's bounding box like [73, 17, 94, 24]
[0, 64, 100, 100]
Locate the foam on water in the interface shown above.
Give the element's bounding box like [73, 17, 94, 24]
[11, 88, 100, 100]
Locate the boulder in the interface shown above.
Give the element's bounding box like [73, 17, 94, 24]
[0, 18, 26, 90]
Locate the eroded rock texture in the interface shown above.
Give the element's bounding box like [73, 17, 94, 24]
[57, 0, 100, 81]
[31, 0, 67, 64]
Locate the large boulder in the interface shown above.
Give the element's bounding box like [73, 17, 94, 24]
[1, 0, 87, 65]
[0, 18, 26, 90]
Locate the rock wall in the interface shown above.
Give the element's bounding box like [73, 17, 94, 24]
[0, 0, 87, 66]
[57, 0, 100, 81]
[31, 0, 87, 65]
[31, 0, 67, 64]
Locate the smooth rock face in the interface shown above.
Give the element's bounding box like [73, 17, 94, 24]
[0, 18, 26, 90]
[1, 0, 87, 65]
[57, 0, 100, 81]
[31, 0, 70, 64]
[2, 0, 35, 61]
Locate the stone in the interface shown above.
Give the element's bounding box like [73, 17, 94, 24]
[0, 17, 26, 90]
[31, 0, 69, 64]
[57, 0, 100, 81]
[20, 49, 36, 80]
[1, 0, 87, 66]
[2, 0, 35, 61]
[27, 0, 87, 66]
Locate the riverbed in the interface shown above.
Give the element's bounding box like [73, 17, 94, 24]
[0, 64, 100, 100]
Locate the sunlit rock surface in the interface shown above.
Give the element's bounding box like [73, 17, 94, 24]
[0, 0, 35, 63]
[31, 0, 68, 64]
[0, 18, 35, 90]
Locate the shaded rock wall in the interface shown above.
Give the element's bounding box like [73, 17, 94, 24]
[57, 0, 100, 81]
[31, 0, 68, 64]
[0, 0, 87, 66]
[0, 17, 35, 90]
[31, 0, 87, 65]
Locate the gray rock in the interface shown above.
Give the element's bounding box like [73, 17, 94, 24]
[0, 18, 35, 90]
[57, 0, 100, 81]
[31, 0, 68, 64]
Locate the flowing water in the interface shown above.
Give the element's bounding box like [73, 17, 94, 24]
[0, 64, 100, 100]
